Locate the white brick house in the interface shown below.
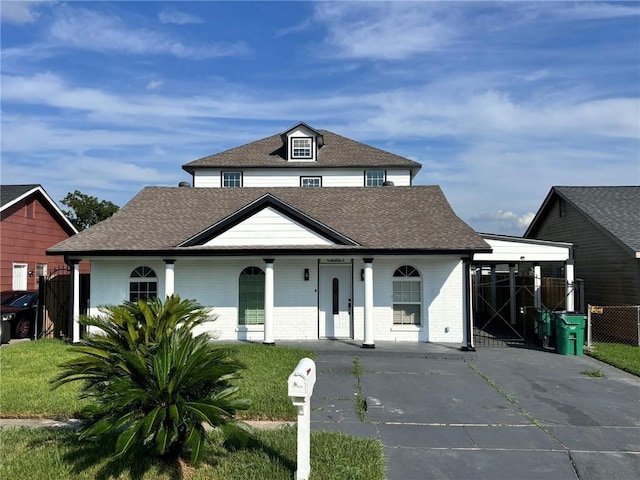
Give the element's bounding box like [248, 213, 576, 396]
[49, 123, 491, 348]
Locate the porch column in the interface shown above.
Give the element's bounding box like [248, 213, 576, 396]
[533, 264, 542, 310]
[490, 265, 497, 313]
[263, 259, 275, 345]
[509, 264, 516, 325]
[462, 260, 476, 351]
[163, 259, 175, 298]
[565, 259, 575, 312]
[70, 259, 81, 343]
[362, 258, 374, 348]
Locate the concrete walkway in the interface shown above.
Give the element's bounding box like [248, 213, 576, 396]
[283, 341, 640, 480]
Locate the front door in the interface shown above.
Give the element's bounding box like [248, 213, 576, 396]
[319, 264, 352, 338]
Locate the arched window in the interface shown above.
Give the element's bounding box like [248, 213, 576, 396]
[129, 266, 157, 302]
[393, 265, 421, 325]
[239, 267, 265, 325]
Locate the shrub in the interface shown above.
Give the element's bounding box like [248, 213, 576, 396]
[52, 295, 251, 465]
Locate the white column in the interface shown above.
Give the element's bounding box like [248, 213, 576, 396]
[509, 264, 516, 325]
[71, 260, 81, 343]
[533, 265, 542, 310]
[462, 261, 476, 351]
[565, 260, 575, 312]
[362, 258, 374, 348]
[490, 265, 497, 313]
[263, 259, 275, 345]
[164, 260, 175, 298]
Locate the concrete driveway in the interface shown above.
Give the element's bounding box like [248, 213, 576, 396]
[282, 341, 640, 480]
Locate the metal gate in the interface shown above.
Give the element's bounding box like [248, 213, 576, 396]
[473, 273, 583, 347]
[37, 267, 90, 339]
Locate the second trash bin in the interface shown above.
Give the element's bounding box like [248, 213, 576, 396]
[553, 312, 585, 355]
[534, 308, 554, 348]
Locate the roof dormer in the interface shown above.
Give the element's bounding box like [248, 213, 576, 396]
[280, 122, 324, 162]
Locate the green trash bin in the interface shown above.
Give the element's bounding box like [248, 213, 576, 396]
[534, 309, 554, 348]
[554, 312, 585, 355]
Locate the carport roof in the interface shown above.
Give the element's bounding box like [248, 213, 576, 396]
[474, 233, 573, 263]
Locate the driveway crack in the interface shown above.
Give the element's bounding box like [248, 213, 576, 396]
[467, 361, 581, 480]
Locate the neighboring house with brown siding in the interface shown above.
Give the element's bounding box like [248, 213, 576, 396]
[524, 186, 640, 306]
[1, 185, 78, 292]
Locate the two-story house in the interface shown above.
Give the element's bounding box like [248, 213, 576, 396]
[49, 123, 492, 347]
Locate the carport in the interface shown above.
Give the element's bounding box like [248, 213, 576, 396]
[470, 234, 578, 347]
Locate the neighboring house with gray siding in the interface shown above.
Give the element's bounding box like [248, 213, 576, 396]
[49, 123, 491, 348]
[524, 186, 640, 307]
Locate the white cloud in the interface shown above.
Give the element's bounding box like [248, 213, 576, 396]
[470, 210, 536, 234]
[313, 2, 457, 60]
[158, 7, 203, 25]
[46, 6, 247, 59]
[146, 80, 164, 90]
[0, 1, 42, 24]
[311, 2, 640, 61]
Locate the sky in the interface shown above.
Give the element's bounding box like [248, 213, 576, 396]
[1, 1, 639, 236]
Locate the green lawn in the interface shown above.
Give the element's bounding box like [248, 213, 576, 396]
[0, 426, 385, 480]
[1, 338, 385, 479]
[0, 339, 314, 420]
[587, 342, 640, 376]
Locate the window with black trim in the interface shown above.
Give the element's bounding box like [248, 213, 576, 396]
[239, 267, 265, 325]
[129, 266, 157, 302]
[392, 265, 421, 325]
[366, 170, 385, 187]
[222, 171, 242, 188]
[291, 138, 312, 159]
[301, 176, 321, 187]
[559, 198, 566, 218]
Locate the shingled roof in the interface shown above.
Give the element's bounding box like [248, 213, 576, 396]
[48, 186, 489, 256]
[182, 129, 422, 173]
[526, 186, 640, 254]
[1, 184, 41, 209]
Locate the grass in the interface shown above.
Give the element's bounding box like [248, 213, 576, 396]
[586, 342, 640, 377]
[353, 357, 367, 422]
[581, 368, 606, 378]
[0, 339, 86, 418]
[0, 339, 314, 420]
[0, 426, 386, 480]
[1, 339, 386, 478]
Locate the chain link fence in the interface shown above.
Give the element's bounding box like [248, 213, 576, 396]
[587, 305, 640, 347]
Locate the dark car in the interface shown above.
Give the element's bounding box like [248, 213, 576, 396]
[1, 291, 38, 342]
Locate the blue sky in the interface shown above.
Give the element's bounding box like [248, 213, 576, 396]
[1, 1, 639, 235]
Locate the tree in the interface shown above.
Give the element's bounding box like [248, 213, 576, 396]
[52, 295, 251, 467]
[60, 190, 119, 231]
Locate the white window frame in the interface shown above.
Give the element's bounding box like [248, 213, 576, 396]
[238, 266, 265, 326]
[392, 265, 422, 326]
[12, 263, 28, 290]
[301, 176, 322, 187]
[291, 137, 312, 159]
[366, 170, 385, 187]
[129, 266, 158, 302]
[222, 171, 242, 188]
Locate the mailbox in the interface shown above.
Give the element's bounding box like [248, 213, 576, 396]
[288, 357, 316, 405]
[288, 357, 316, 480]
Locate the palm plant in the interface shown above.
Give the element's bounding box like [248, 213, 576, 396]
[52, 295, 251, 465]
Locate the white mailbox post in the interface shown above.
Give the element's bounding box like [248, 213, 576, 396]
[288, 357, 316, 480]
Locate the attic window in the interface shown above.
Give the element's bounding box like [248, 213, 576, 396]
[291, 138, 312, 159]
[559, 199, 566, 218]
[366, 170, 385, 187]
[222, 171, 242, 188]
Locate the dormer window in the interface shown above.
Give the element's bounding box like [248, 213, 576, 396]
[292, 138, 312, 159]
